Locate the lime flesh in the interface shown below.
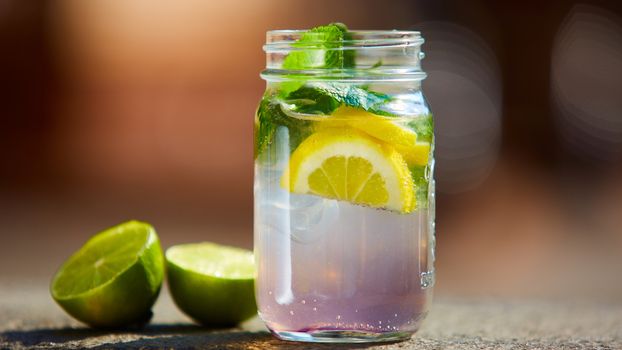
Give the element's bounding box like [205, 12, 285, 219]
[166, 242, 257, 327]
[50, 221, 164, 328]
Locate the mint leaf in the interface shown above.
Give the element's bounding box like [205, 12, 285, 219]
[410, 165, 430, 208]
[408, 114, 434, 143]
[280, 23, 355, 96]
[255, 94, 313, 157]
[254, 97, 279, 157]
[286, 83, 393, 115]
[341, 25, 356, 68]
[407, 115, 433, 207]
[283, 23, 354, 70]
[285, 85, 341, 115]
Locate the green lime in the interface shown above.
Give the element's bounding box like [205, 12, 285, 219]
[166, 242, 257, 327]
[50, 221, 164, 328]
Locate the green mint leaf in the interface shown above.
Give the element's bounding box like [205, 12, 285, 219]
[408, 114, 434, 143]
[254, 97, 279, 157]
[285, 85, 341, 115]
[279, 23, 355, 96]
[341, 26, 356, 68]
[410, 165, 430, 208]
[255, 94, 313, 157]
[283, 23, 354, 70]
[407, 114, 433, 207]
[286, 83, 393, 115]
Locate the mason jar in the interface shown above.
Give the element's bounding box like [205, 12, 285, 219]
[254, 26, 435, 343]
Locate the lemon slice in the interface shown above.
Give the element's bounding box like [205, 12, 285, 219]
[283, 128, 415, 213]
[318, 106, 430, 166]
[395, 142, 431, 166]
[325, 106, 417, 146]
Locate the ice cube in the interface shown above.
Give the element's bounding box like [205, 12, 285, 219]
[290, 194, 339, 244]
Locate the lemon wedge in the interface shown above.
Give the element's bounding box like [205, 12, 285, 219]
[282, 128, 415, 213]
[394, 142, 431, 166]
[318, 106, 430, 166]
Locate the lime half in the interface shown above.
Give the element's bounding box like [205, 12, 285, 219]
[50, 221, 164, 328]
[166, 242, 256, 327]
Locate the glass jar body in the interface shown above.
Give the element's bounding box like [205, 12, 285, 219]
[254, 77, 435, 342]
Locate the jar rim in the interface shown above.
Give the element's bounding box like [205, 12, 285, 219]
[267, 29, 421, 35]
[262, 29, 426, 82]
[265, 30, 423, 52]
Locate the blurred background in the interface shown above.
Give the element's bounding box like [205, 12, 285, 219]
[1, 0, 621, 301]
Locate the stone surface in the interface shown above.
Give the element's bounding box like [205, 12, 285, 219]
[1, 282, 621, 349]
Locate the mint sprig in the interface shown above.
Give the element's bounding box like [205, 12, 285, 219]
[410, 165, 430, 207]
[286, 83, 392, 116]
[277, 24, 393, 115]
[255, 94, 313, 158]
[256, 23, 396, 157]
[283, 23, 354, 70]
[408, 115, 434, 143]
[254, 97, 280, 158]
[280, 23, 355, 96]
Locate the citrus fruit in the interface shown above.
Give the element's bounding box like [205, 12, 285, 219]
[394, 141, 431, 166]
[318, 106, 430, 166]
[322, 106, 418, 147]
[282, 128, 415, 213]
[166, 242, 257, 327]
[50, 221, 164, 328]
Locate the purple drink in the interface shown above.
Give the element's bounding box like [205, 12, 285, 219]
[254, 162, 435, 342]
[254, 25, 435, 343]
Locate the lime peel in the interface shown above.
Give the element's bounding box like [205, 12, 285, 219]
[50, 220, 164, 328]
[166, 242, 257, 327]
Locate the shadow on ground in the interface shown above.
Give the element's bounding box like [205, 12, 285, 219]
[0, 324, 385, 349]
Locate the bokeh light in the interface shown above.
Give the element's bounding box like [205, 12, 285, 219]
[419, 22, 502, 193]
[551, 4, 622, 162]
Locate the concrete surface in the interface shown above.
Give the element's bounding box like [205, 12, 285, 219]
[1, 282, 621, 349]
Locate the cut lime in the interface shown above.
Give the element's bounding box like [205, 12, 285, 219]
[166, 242, 257, 327]
[50, 221, 164, 328]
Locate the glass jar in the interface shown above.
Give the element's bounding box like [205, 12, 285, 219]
[254, 27, 434, 343]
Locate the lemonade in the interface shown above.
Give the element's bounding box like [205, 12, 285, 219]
[255, 24, 434, 342]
